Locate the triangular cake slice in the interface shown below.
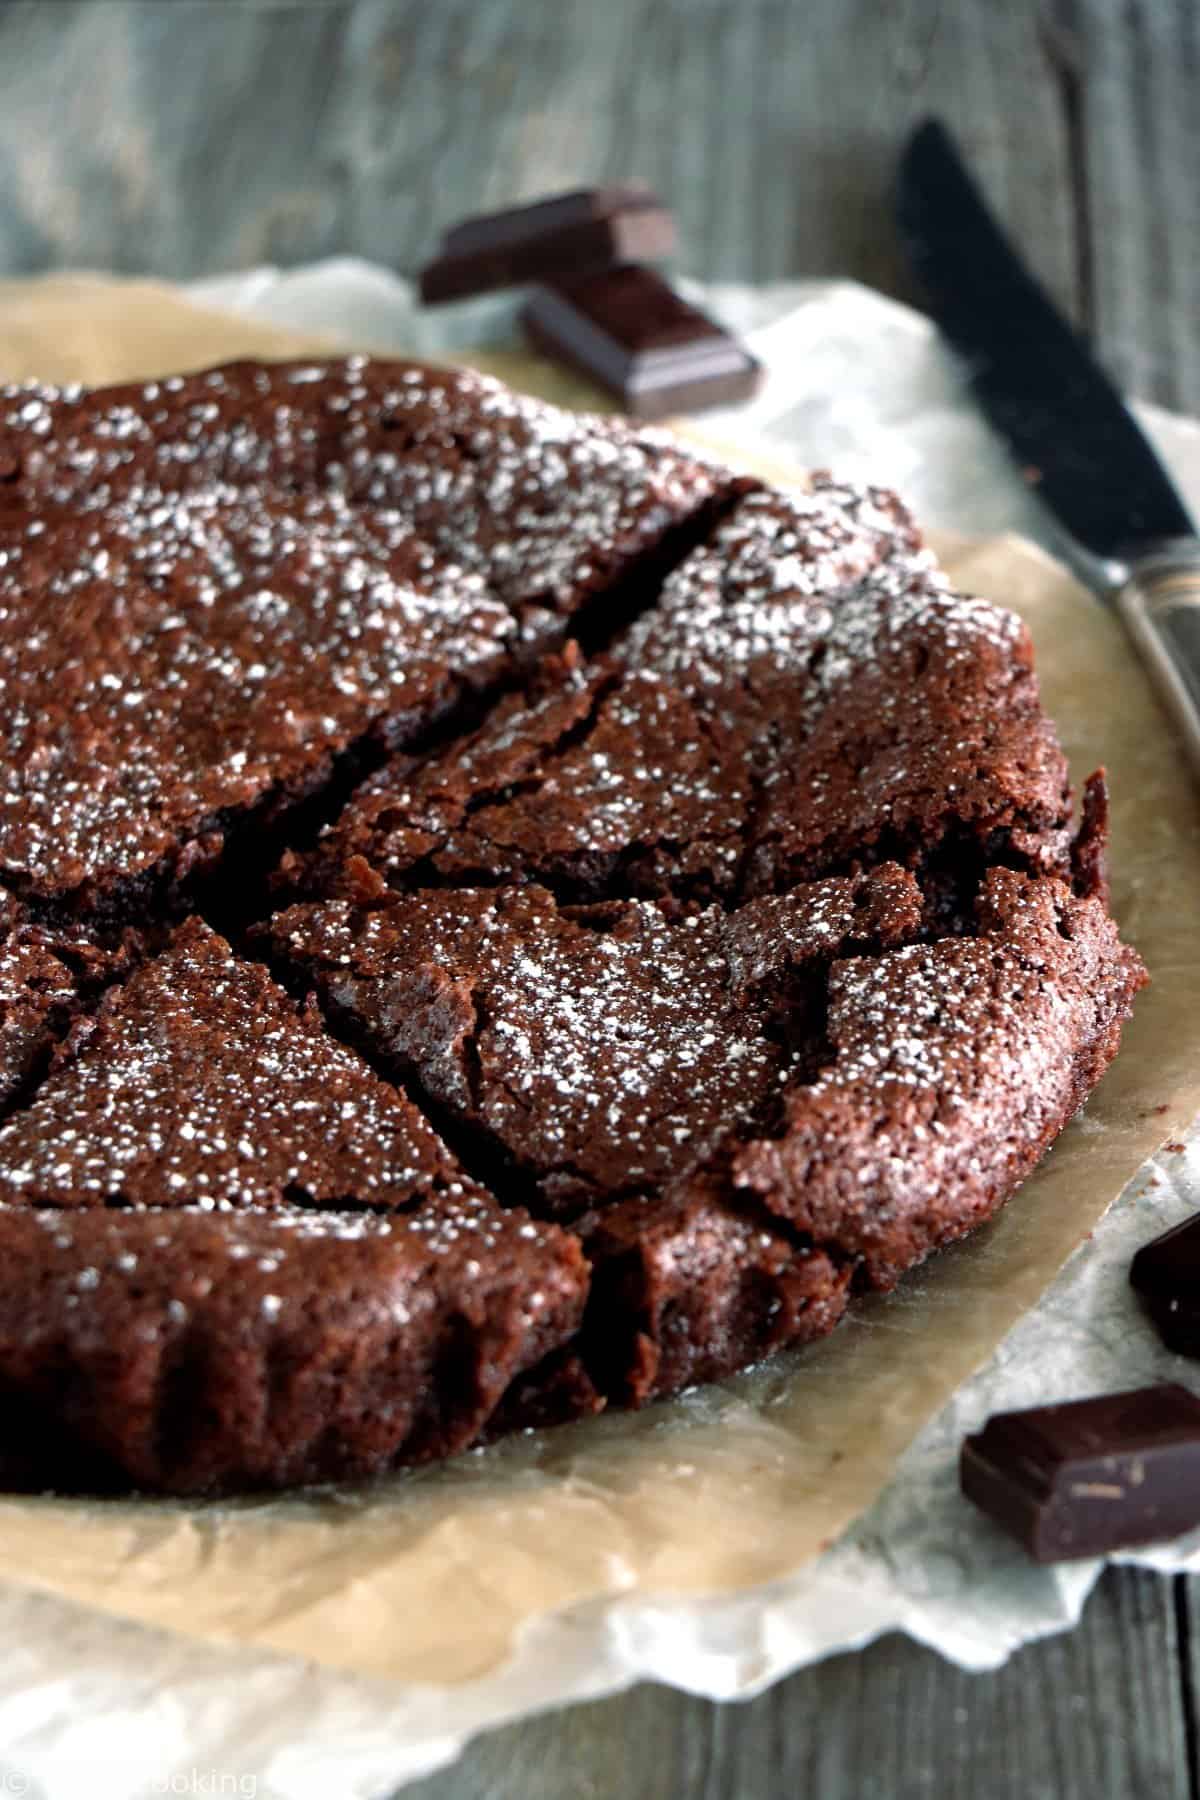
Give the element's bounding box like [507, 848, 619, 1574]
[730, 866, 1147, 1288]
[1, 360, 725, 622]
[267, 870, 925, 1216]
[0, 918, 587, 1492]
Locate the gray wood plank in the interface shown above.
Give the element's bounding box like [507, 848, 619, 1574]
[402, 1567, 1190, 1800]
[25, 0, 1200, 412]
[1178, 1573, 1200, 1800]
[0, 0, 1078, 320]
[9, 0, 1198, 415]
[1068, 0, 1200, 413]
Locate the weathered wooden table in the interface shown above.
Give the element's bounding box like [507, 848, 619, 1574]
[0, 2, 1197, 1793]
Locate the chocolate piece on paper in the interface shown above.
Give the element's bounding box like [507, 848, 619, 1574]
[522, 265, 762, 419]
[419, 187, 676, 304]
[1131, 1214, 1200, 1356]
[960, 1384, 1200, 1561]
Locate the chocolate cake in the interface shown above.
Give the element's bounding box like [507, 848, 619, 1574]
[0, 908, 84, 1115]
[0, 357, 1147, 1494]
[0, 361, 721, 922]
[0, 895, 135, 1115]
[0, 917, 588, 1491]
[295, 487, 1072, 908]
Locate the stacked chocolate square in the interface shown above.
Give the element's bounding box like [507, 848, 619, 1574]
[419, 185, 762, 417]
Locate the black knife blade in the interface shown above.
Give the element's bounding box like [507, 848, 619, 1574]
[896, 118, 1194, 565]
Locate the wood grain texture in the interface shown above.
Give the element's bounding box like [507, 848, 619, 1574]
[2, 0, 1195, 411]
[0, 0, 1078, 337]
[0, 3, 1195, 1795]
[1, 0, 1193, 406]
[403, 1569, 1191, 1800]
[1064, 0, 1200, 413]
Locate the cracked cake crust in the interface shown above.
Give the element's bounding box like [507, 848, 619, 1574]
[296, 487, 1074, 909]
[0, 917, 588, 1493]
[0, 361, 723, 921]
[0, 356, 1148, 1495]
[265, 867, 927, 1216]
[0, 894, 138, 1118]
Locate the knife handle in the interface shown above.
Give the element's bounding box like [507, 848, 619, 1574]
[1117, 540, 1200, 775]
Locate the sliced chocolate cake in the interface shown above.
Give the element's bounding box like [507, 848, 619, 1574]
[0, 357, 1146, 1494]
[294, 486, 1072, 909]
[0, 918, 587, 1492]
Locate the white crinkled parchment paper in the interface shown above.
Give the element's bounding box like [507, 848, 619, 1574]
[0, 264, 1196, 1798]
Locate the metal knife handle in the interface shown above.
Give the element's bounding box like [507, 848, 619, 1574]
[1117, 538, 1200, 774]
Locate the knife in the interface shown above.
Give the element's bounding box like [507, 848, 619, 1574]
[896, 118, 1200, 773]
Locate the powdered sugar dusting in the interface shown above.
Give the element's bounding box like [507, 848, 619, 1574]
[270, 876, 908, 1209]
[0, 915, 459, 1208]
[1, 359, 717, 617]
[0, 358, 719, 901]
[621, 483, 1022, 707]
[14, 1184, 542, 1257]
[0, 357, 1147, 1492]
[314, 478, 1037, 907]
[0, 486, 511, 897]
[0, 914, 80, 1105]
[731, 870, 1145, 1280]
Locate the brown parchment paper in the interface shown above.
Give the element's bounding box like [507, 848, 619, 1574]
[0, 275, 1197, 1687]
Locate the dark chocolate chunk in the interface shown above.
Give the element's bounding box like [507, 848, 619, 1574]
[1131, 1215, 1200, 1356]
[419, 187, 676, 305]
[522, 266, 762, 418]
[961, 1384, 1200, 1561]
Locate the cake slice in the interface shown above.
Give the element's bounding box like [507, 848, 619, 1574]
[264, 870, 920, 1407]
[288, 644, 757, 905]
[0, 917, 587, 1492]
[267, 862, 1144, 1407]
[0, 487, 527, 923]
[731, 866, 1147, 1288]
[265, 868, 925, 1216]
[297, 485, 1074, 910]
[1, 358, 727, 648]
[0, 361, 726, 926]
